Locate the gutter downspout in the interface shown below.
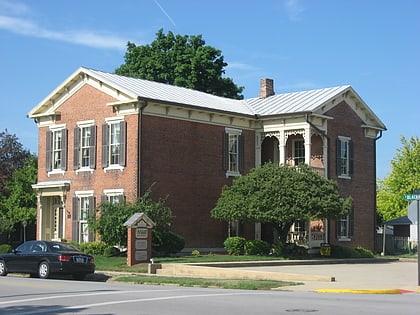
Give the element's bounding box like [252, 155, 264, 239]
[137, 100, 149, 198]
[305, 114, 331, 245]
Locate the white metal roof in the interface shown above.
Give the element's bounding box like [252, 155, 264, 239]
[246, 85, 351, 116]
[28, 67, 386, 130]
[84, 68, 254, 116]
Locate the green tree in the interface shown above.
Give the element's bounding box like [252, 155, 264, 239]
[377, 136, 420, 222]
[211, 163, 352, 242]
[88, 187, 173, 246]
[0, 129, 31, 194]
[115, 29, 244, 99]
[0, 155, 37, 234]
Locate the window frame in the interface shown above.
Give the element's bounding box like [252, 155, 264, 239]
[337, 214, 353, 241]
[102, 118, 126, 172]
[336, 136, 353, 179]
[72, 192, 95, 243]
[74, 121, 96, 172]
[102, 189, 125, 204]
[46, 125, 67, 175]
[223, 128, 244, 177]
[293, 138, 305, 165]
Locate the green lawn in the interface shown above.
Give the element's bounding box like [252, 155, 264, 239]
[93, 254, 300, 290]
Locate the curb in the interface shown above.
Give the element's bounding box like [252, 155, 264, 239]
[314, 288, 416, 294]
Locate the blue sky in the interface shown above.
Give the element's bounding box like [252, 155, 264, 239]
[0, 0, 418, 180]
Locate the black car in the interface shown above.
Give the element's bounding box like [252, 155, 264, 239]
[0, 240, 95, 280]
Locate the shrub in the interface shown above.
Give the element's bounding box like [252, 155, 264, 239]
[152, 231, 185, 256]
[191, 249, 200, 257]
[244, 240, 271, 256]
[224, 236, 246, 255]
[103, 246, 121, 257]
[330, 245, 374, 258]
[0, 244, 12, 254]
[79, 242, 109, 256]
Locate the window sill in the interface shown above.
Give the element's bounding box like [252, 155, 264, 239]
[338, 238, 352, 242]
[225, 171, 241, 178]
[76, 167, 95, 174]
[338, 175, 352, 180]
[47, 170, 65, 177]
[104, 165, 124, 173]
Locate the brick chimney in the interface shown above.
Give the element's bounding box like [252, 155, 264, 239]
[259, 78, 274, 98]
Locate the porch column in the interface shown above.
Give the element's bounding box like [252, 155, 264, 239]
[304, 127, 311, 166]
[278, 130, 285, 165]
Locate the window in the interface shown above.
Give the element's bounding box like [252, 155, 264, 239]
[46, 126, 67, 173]
[223, 128, 244, 176]
[102, 119, 126, 169]
[293, 139, 305, 165]
[337, 215, 353, 240]
[102, 189, 125, 204]
[336, 137, 353, 178]
[72, 194, 95, 243]
[74, 122, 96, 170]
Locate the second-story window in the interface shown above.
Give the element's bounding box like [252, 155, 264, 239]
[102, 118, 126, 169]
[74, 122, 96, 170]
[46, 125, 67, 173]
[223, 128, 244, 177]
[336, 136, 353, 178]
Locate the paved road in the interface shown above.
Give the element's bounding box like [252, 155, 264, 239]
[1, 276, 420, 314]
[238, 260, 420, 293]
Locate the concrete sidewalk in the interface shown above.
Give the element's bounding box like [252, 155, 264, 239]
[152, 258, 420, 294]
[236, 259, 420, 293]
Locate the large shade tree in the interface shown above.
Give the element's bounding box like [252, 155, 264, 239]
[211, 163, 352, 242]
[115, 29, 244, 99]
[0, 129, 31, 194]
[377, 136, 420, 222]
[0, 155, 37, 235]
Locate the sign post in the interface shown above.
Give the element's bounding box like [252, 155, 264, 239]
[404, 191, 420, 286]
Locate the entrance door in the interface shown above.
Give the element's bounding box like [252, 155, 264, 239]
[41, 196, 64, 241]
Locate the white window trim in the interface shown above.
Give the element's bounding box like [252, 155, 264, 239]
[225, 127, 242, 178]
[47, 124, 67, 177]
[75, 121, 96, 174]
[337, 214, 352, 241]
[338, 136, 351, 179]
[104, 117, 125, 173]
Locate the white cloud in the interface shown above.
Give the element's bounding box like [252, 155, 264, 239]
[284, 0, 305, 22]
[0, 15, 127, 50]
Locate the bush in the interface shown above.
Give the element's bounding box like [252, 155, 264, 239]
[103, 246, 122, 257]
[79, 242, 109, 256]
[330, 245, 374, 258]
[224, 236, 246, 255]
[152, 231, 185, 256]
[244, 240, 271, 256]
[0, 244, 12, 254]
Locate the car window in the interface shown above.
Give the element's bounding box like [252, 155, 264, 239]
[15, 242, 32, 253]
[48, 242, 80, 252]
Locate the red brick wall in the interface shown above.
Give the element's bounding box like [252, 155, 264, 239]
[326, 101, 377, 250]
[37, 84, 139, 240]
[140, 115, 255, 248]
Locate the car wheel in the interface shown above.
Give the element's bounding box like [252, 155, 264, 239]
[38, 261, 50, 279]
[0, 260, 7, 276]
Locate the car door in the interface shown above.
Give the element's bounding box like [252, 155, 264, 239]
[6, 241, 34, 272]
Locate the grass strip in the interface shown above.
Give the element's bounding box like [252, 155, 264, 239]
[113, 275, 301, 290]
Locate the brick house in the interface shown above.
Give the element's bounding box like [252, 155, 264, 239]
[28, 67, 386, 252]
